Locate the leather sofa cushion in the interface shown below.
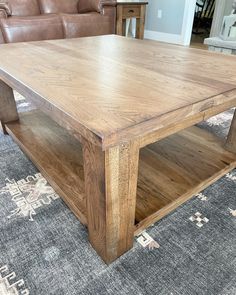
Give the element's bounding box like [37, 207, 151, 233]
[39, 0, 79, 14]
[61, 13, 113, 38]
[0, 14, 64, 43]
[77, 0, 100, 13]
[9, 0, 41, 16]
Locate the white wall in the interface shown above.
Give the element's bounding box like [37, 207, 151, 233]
[145, 0, 186, 34]
[144, 0, 235, 45]
[224, 0, 234, 15]
[144, 0, 196, 45]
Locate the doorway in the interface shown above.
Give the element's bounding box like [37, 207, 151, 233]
[190, 0, 216, 49]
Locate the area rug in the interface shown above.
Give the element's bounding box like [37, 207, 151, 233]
[0, 93, 235, 295]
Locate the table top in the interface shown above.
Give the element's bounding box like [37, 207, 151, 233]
[0, 35, 236, 148]
[117, 0, 148, 4]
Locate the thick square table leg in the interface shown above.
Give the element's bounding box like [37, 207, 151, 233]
[0, 80, 19, 134]
[225, 109, 236, 153]
[82, 140, 139, 264]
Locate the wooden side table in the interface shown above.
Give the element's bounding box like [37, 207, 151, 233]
[116, 1, 148, 39]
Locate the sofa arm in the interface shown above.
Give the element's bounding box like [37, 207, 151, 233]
[100, 0, 117, 8]
[101, 1, 116, 18]
[100, 1, 116, 34]
[78, 0, 116, 14]
[0, 2, 12, 17]
[0, 9, 7, 18]
[0, 2, 12, 43]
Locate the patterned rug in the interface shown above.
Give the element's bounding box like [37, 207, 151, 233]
[0, 93, 235, 295]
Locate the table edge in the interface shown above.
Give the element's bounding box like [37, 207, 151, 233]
[1, 69, 236, 151]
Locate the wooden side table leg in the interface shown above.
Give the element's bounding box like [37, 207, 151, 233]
[83, 140, 139, 264]
[116, 5, 123, 36]
[225, 109, 236, 153]
[0, 80, 19, 134]
[135, 5, 146, 39]
[122, 19, 127, 36]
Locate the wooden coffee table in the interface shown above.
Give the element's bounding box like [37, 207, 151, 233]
[0, 36, 236, 264]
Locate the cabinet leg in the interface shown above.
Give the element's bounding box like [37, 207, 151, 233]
[82, 140, 139, 264]
[135, 5, 146, 39]
[116, 5, 123, 36]
[122, 19, 126, 36]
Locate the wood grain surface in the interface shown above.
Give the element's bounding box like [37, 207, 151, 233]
[82, 138, 139, 263]
[0, 80, 18, 133]
[5, 111, 236, 242]
[1, 36, 236, 263]
[135, 125, 236, 234]
[0, 36, 236, 149]
[226, 109, 236, 153]
[117, 1, 148, 4]
[5, 111, 87, 225]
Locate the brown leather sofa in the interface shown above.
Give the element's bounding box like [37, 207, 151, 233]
[0, 0, 116, 44]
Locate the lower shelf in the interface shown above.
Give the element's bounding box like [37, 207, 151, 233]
[135, 126, 236, 234]
[6, 111, 87, 224]
[5, 111, 236, 235]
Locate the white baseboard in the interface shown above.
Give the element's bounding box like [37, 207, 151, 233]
[144, 30, 185, 45]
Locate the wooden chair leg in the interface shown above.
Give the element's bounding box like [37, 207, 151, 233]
[82, 139, 139, 264]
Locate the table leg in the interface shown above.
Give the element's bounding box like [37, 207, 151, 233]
[82, 140, 139, 264]
[122, 19, 127, 36]
[225, 109, 236, 153]
[135, 5, 146, 39]
[0, 80, 18, 134]
[116, 5, 123, 36]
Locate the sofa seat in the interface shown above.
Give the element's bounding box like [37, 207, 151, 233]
[0, 14, 64, 43]
[62, 13, 114, 38]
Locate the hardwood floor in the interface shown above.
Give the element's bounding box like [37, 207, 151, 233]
[190, 34, 208, 50]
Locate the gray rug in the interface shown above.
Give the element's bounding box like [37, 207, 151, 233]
[0, 94, 235, 295]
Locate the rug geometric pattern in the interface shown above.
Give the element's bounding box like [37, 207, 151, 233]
[0, 94, 235, 294]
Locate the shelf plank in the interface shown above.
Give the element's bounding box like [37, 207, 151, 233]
[135, 126, 236, 234]
[5, 111, 87, 225]
[5, 111, 236, 236]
